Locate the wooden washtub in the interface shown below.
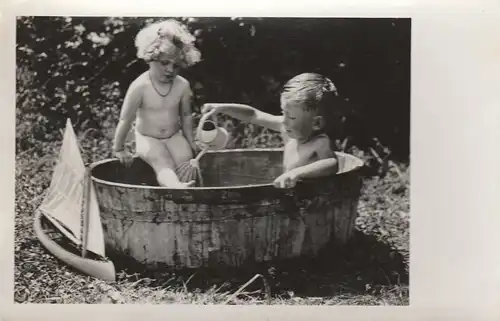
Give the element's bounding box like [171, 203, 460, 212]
[90, 148, 364, 269]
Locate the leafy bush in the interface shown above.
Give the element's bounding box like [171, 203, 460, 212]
[16, 17, 410, 161]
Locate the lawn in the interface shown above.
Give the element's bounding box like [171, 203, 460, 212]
[14, 133, 409, 305]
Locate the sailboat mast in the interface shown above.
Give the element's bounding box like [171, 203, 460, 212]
[81, 168, 91, 258]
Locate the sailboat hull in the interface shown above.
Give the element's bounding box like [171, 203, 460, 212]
[33, 210, 116, 281]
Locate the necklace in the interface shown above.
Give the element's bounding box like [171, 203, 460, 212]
[148, 71, 173, 97]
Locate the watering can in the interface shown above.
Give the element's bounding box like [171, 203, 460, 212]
[175, 113, 230, 186]
[196, 112, 229, 151]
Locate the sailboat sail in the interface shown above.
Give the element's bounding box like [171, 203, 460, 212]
[85, 180, 106, 256]
[38, 118, 106, 257]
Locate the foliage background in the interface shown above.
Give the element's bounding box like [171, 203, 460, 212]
[16, 16, 410, 161]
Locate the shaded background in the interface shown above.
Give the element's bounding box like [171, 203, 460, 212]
[16, 17, 410, 162]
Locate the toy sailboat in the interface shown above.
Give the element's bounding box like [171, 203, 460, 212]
[33, 118, 115, 281]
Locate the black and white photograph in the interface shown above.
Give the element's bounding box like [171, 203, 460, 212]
[13, 16, 412, 305]
[4, 0, 500, 319]
[15, 15, 411, 305]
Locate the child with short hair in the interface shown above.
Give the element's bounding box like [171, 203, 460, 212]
[113, 19, 201, 188]
[201, 72, 341, 188]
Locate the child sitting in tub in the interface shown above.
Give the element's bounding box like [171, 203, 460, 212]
[113, 19, 201, 188]
[201, 72, 342, 189]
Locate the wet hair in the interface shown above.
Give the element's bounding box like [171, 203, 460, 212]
[280, 73, 339, 114]
[135, 19, 201, 68]
[281, 73, 345, 141]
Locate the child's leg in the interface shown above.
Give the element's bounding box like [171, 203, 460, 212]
[135, 131, 194, 188]
[162, 130, 194, 168]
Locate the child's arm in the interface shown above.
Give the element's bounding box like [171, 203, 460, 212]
[179, 83, 197, 152]
[202, 103, 283, 132]
[301, 137, 339, 177]
[274, 159, 339, 188]
[274, 137, 339, 188]
[113, 79, 142, 154]
[291, 158, 339, 179]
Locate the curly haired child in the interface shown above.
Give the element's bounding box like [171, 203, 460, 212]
[113, 19, 201, 188]
[202, 73, 342, 188]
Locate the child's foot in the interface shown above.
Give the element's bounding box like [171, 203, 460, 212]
[183, 180, 196, 188]
[164, 180, 196, 189]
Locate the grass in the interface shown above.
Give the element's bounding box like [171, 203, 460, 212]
[14, 129, 409, 305]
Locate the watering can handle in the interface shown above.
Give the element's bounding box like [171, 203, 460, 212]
[201, 108, 217, 122]
[193, 110, 216, 162]
[196, 110, 216, 141]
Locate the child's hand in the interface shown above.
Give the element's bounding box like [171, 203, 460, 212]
[115, 150, 133, 167]
[201, 103, 223, 116]
[191, 143, 201, 155]
[273, 169, 301, 189]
